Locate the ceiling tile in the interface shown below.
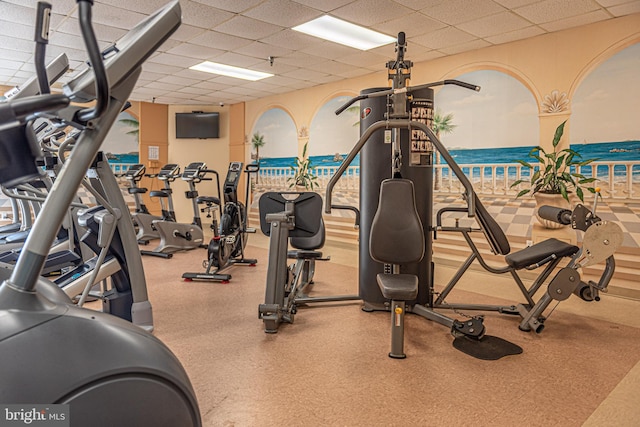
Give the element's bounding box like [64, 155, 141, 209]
[298, 41, 356, 60]
[514, 0, 601, 23]
[420, 0, 506, 25]
[158, 75, 202, 87]
[291, 0, 354, 11]
[411, 26, 477, 50]
[166, 43, 226, 60]
[540, 10, 611, 31]
[244, 0, 323, 27]
[281, 68, 330, 81]
[212, 16, 284, 39]
[458, 11, 532, 37]
[189, 31, 253, 51]
[191, 0, 265, 14]
[206, 51, 265, 68]
[608, 1, 640, 15]
[0, 20, 36, 40]
[0, 48, 31, 63]
[484, 25, 545, 44]
[147, 52, 201, 68]
[180, 2, 235, 29]
[332, 0, 414, 26]
[0, 2, 36, 26]
[169, 24, 209, 42]
[75, 3, 148, 30]
[439, 38, 492, 55]
[54, 19, 129, 43]
[142, 62, 184, 75]
[261, 29, 321, 50]
[235, 42, 294, 60]
[192, 80, 229, 91]
[94, 0, 170, 15]
[373, 11, 447, 38]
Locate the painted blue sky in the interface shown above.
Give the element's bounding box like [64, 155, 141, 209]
[571, 43, 640, 144]
[250, 42, 639, 156]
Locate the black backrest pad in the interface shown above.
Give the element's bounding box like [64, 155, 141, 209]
[291, 218, 325, 251]
[370, 179, 425, 265]
[474, 193, 511, 255]
[258, 192, 322, 237]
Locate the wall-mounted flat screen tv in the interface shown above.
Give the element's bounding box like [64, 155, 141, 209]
[175, 112, 219, 139]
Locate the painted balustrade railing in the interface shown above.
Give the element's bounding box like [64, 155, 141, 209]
[254, 161, 640, 199]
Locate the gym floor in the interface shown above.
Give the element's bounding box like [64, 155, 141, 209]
[139, 230, 640, 427]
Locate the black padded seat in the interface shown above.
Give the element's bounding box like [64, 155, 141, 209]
[196, 196, 220, 205]
[149, 189, 170, 198]
[128, 187, 147, 194]
[505, 238, 579, 270]
[287, 249, 323, 260]
[377, 274, 419, 301]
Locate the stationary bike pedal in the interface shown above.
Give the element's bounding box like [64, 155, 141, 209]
[246, 227, 256, 233]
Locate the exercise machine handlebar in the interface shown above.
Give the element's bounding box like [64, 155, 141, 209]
[74, 0, 109, 123]
[0, 94, 70, 132]
[537, 205, 572, 225]
[334, 79, 480, 116]
[324, 119, 476, 218]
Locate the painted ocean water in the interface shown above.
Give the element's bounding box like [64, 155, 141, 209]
[258, 141, 640, 179]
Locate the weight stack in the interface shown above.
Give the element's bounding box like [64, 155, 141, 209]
[358, 87, 434, 309]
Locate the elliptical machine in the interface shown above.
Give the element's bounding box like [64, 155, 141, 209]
[183, 162, 258, 283]
[0, 1, 201, 424]
[142, 162, 209, 258]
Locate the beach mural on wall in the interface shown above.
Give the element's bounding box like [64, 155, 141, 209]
[251, 107, 297, 163]
[102, 110, 139, 171]
[435, 42, 640, 179]
[252, 98, 360, 169]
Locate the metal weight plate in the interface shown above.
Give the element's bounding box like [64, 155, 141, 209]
[574, 221, 624, 268]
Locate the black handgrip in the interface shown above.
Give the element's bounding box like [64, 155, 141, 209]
[9, 94, 70, 121]
[443, 79, 480, 92]
[245, 163, 260, 172]
[330, 204, 360, 228]
[397, 31, 405, 46]
[335, 94, 368, 115]
[538, 205, 572, 225]
[34, 2, 52, 44]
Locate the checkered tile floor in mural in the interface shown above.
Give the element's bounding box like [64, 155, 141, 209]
[4, 186, 639, 249]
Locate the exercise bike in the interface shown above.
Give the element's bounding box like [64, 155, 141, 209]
[124, 163, 175, 244]
[142, 162, 210, 258]
[183, 162, 258, 283]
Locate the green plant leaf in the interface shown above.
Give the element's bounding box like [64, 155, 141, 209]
[552, 120, 567, 148]
[576, 186, 584, 202]
[515, 189, 530, 198]
[514, 159, 533, 168]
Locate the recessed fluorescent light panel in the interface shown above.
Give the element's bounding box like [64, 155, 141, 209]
[293, 15, 395, 51]
[189, 61, 273, 81]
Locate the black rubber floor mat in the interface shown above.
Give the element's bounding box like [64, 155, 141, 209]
[452, 335, 523, 360]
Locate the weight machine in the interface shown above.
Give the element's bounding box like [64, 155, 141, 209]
[325, 32, 623, 359]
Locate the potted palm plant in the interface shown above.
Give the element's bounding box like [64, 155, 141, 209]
[288, 142, 318, 190]
[510, 120, 598, 228]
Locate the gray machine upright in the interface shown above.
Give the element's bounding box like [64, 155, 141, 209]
[358, 86, 434, 308]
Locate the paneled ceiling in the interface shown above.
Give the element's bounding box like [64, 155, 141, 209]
[1, 0, 639, 105]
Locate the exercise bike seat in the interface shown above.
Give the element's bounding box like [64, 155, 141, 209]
[128, 187, 147, 195]
[505, 238, 579, 270]
[149, 189, 171, 198]
[196, 196, 220, 206]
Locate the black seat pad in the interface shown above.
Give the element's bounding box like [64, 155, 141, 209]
[149, 190, 169, 198]
[288, 249, 323, 260]
[376, 273, 419, 300]
[196, 196, 220, 205]
[505, 238, 579, 270]
[128, 187, 147, 194]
